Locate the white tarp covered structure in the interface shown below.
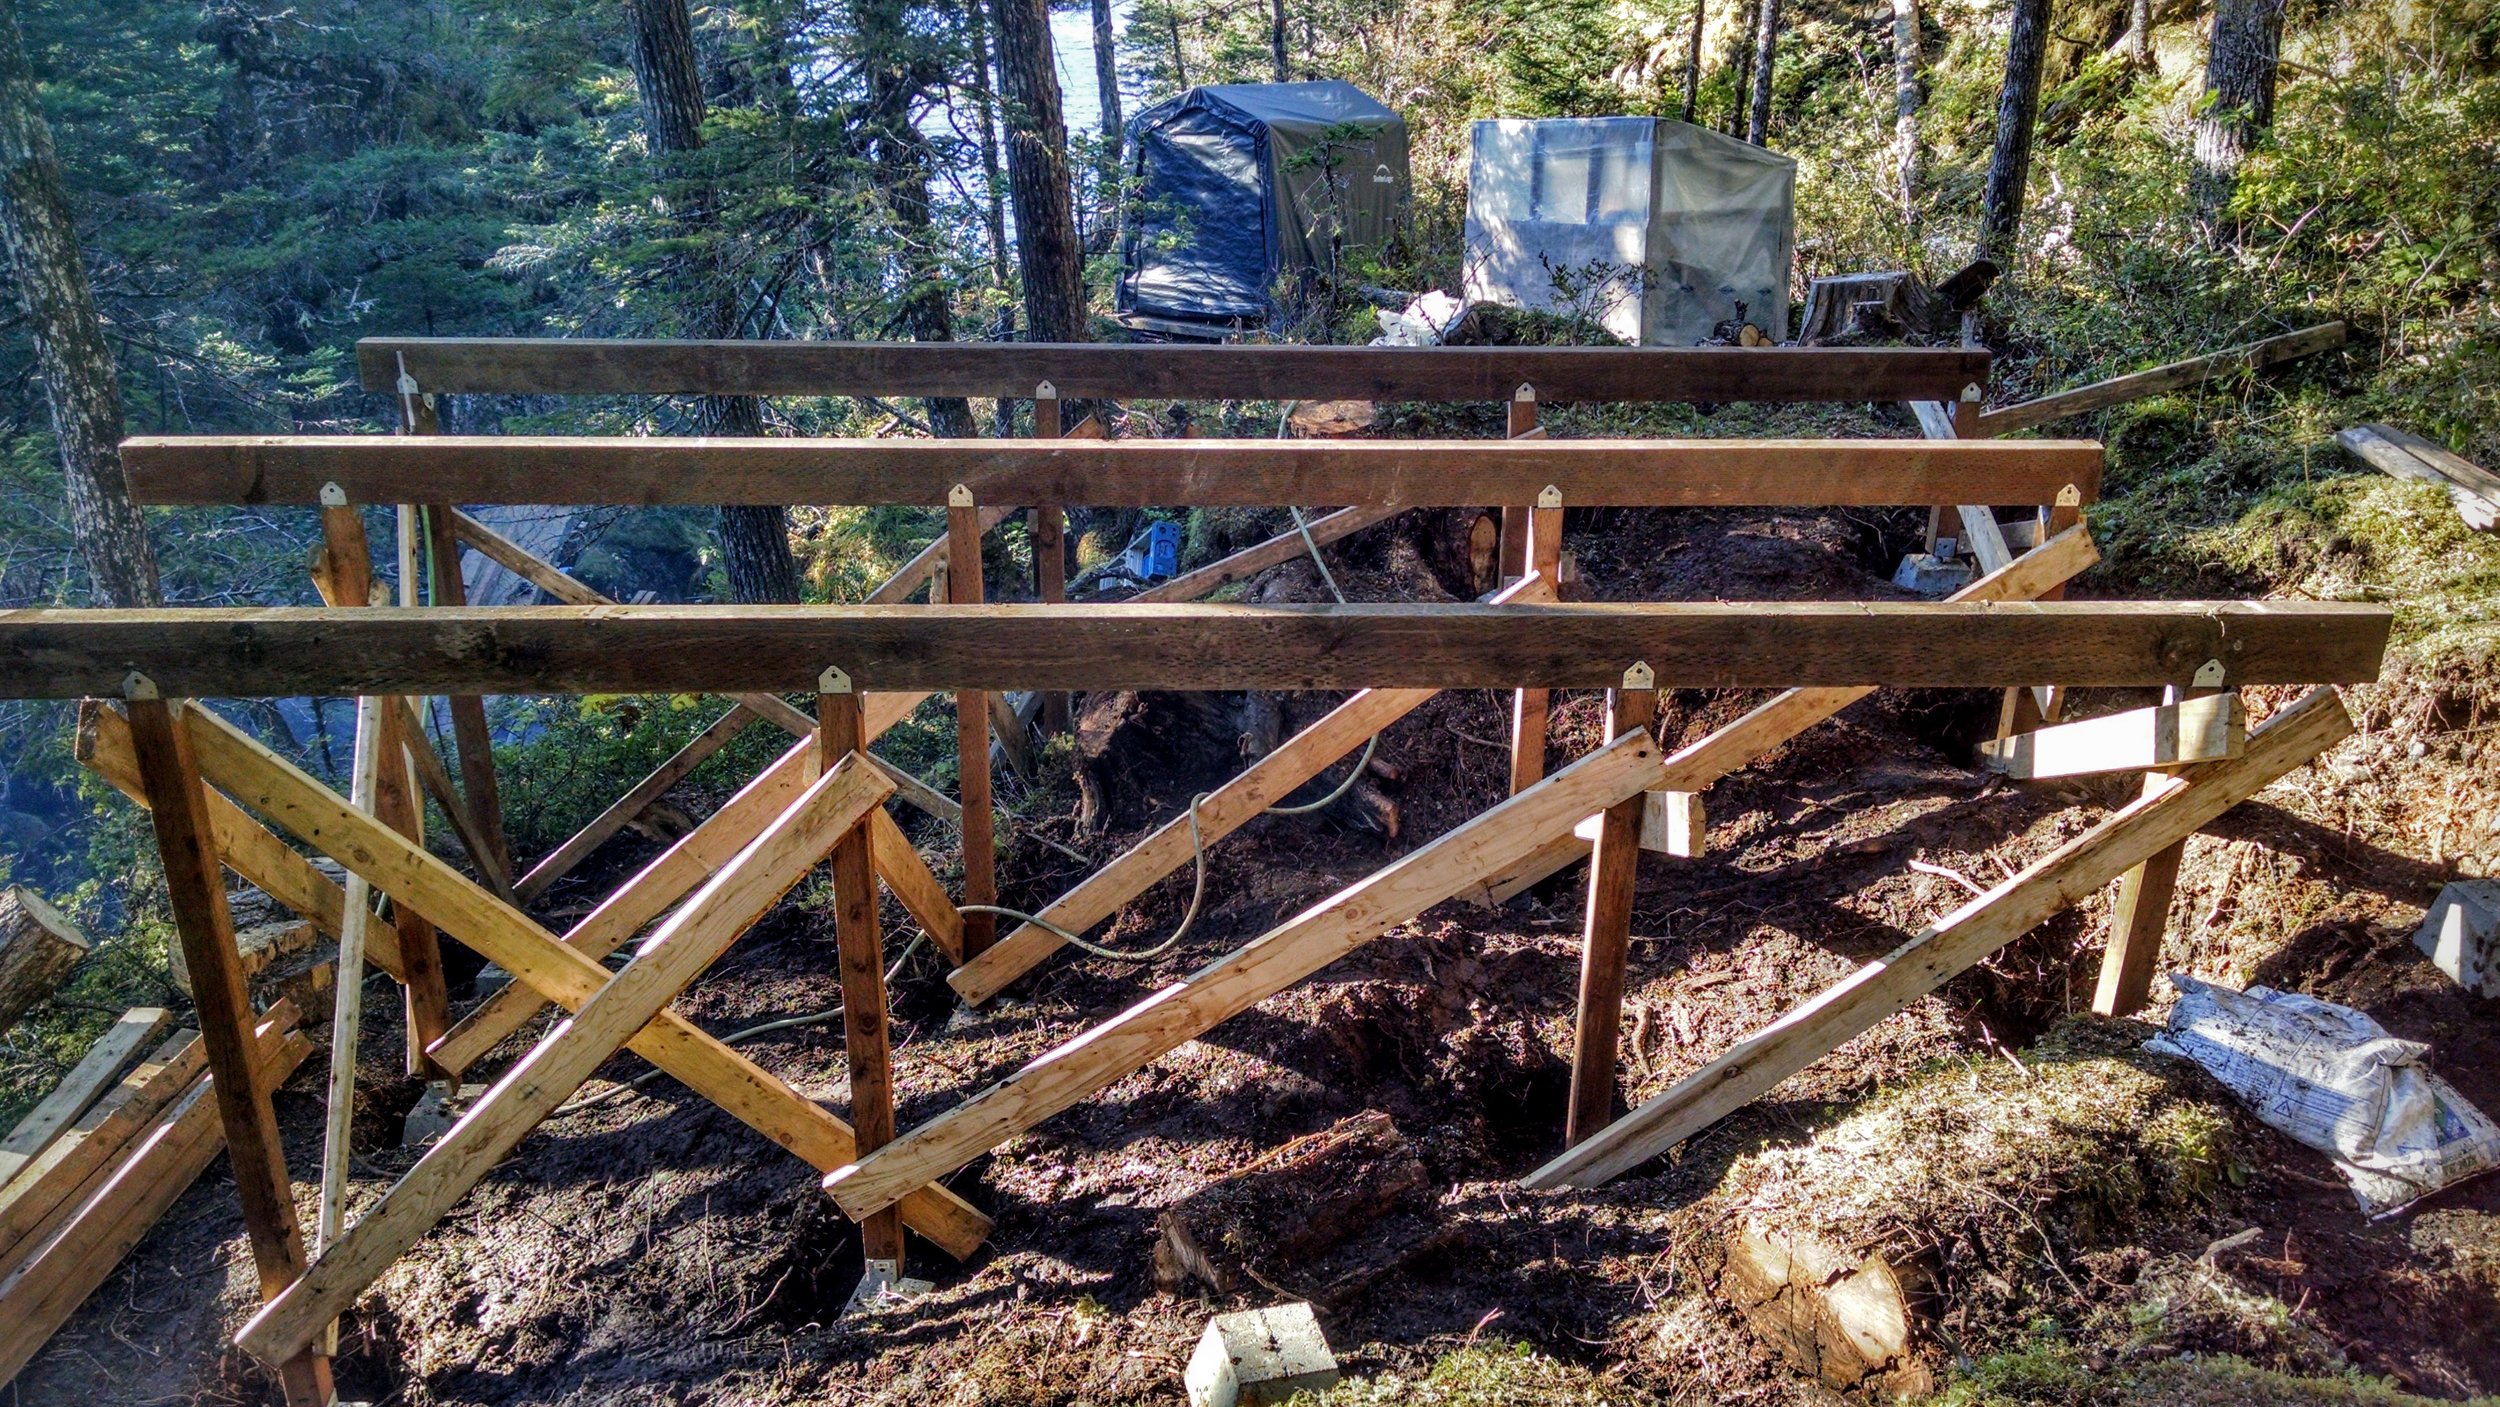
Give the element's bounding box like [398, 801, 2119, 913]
[1462, 118, 1796, 346]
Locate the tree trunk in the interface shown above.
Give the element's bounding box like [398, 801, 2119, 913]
[1167, 10, 1189, 89]
[862, 0, 974, 437]
[1747, 0, 1780, 145]
[0, 3, 161, 608]
[1680, 0, 1706, 124]
[990, 0, 1088, 345]
[624, 0, 801, 604]
[1270, 0, 1289, 81]
[2190, 0, 2284, 229]
[1091, 0, 1122, 164]
[0, 886, 88, 1032]
[1892, 0, 1920, 222]
[2126, 0, 2153, 69]
[1976, 0, 2051, 261]
[1728, 0, 1757, 136]
[965, 0, 1012, 292]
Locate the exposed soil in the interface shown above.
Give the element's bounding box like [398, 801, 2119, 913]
[17, 498, 2500, 1407]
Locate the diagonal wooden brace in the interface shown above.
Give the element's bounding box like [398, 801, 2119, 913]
[233, 752, 891, 1368]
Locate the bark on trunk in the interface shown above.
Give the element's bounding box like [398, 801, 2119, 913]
[1747, 0, 1780, 145]
[1091, 0, 1122, 165]
[624, 0, 801, 604]
[862, 0, 975, 437]
[965, 0, 1012, 292]
[1976, 0, 2051, 260]
[1270, 0, 1289, 81]
[2190, 0, 2284, 229]
[990, 0, 1088, 344]
[1892, 0, 1921, 221]
[0, 886, 89, 1032]
[1728, 0, 1758, 136]
[1680, 0, 1706, 124]
[0, 4, 162, 608]
[2127, 0, 2153, 69]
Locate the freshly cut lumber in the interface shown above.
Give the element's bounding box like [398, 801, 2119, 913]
[0, 599, 2393, 697]
[1467, 524, 2102, 905]
[357, 337, 1989, 404]
[234, 754, 889, 1369]
[950, 573, 1558, 1006]
[0, 1026, 201, 1266]
[820, 691, 901, 1267]
[125, 435, 2102, 510]
[868, 807, 964, 963]
[1524, 686, 2355, 1190]
[1980, 694, 2245, 780]
[1572, 791, 1705, 856]
[1723, 1222, 1930, 1393]
[1153, 1110, 1445, 1307]
[826, 726, 1669, 1219]
[2340, 424, 2500, 531]
[0, 1012, 308, 1388]
[0, 1008, 171, 1187]
[155, 703, 989, 1259]
[1976, 322, 2347, 434]
[0, 888, 89, 1032]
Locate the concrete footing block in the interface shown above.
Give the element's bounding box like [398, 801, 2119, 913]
[2415, 880, 2500, 996]
[1184, 1302, 1338, 1407]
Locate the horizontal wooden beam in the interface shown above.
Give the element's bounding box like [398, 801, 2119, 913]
[0, 601, 2390, 698]
[122, 436, 2102, 510]
[1976, 322, 2345, 435]
[358, 338, 1990, 405]
[1979, 693, 2246, 780]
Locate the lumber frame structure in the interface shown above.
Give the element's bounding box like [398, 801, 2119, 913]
[0, 336, 2400, 1396]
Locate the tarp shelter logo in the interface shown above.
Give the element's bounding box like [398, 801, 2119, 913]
[1374, 163, 1397, 185]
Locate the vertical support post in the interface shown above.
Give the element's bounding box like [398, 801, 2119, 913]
[1030, 381, 1071, 736]
[121, 681, 334, 1407]
[819, 670, 903, 1270]
[1567, 663, 1657, 1147]
[949, 483, 998, 958]
[1497, 384, 1536, 580]
[2095, 664, 2227, 1017]
[314, 492, 453, 1082]
[420, 503, 513, 890]
[1508, 484, 1564, 794]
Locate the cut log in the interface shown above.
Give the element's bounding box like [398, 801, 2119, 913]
[168, 920, 319, 998]
[1153, 1111, 1446, 1307]
[1722, 1222, 1931, 1393]
[0, 888, 89, 1032]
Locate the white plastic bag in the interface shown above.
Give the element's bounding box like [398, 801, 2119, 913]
[2146, 973, 2500, 1215]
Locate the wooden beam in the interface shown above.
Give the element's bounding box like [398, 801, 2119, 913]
[1976, 323, 2346, 435]
[2093, 679, 2227, 1018]
[162, 703, 991, 1258]
[0, 1014, 310, 1389]
[824, 727, 1669, 1220]
[233, 753, 889, 1370]
[1524, 686, 2354, 1190]
[1568, 678, 1656, 1145]
[394, 698, 515, 900]
[0, 600, 2390, 698]
[1981, 694, 2245, 780]
[1509, 495, 1563, 794]
[125, 435, 2102, 510]
[122, 691, 331, 1406]
[2340, 424, 2500, 531]
[420, 505, 513, 887]
[356, 338, 1989, 405]
[0, 1008, 167, 1187]
[1466, 525, 2105, 905]
[949, 490, 996, 959]
[948, 575, 1558, 1007]
[819, 688, 903, 1270]
[869, 808, 964, 964]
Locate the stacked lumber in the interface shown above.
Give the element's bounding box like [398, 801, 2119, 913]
[0, 1001, 307, 1385]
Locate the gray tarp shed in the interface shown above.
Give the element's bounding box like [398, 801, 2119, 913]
[1463, 118, 1795, 345]
[1118, 82, 1410, 330]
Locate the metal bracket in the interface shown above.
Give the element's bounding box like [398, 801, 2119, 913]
[818, 665, 852, 695]
[1622, 661, 1655, 691]
[947, 483, 974, 508]
[318, 482, 349, 509]
[120, 671, 159, 702]
[1535, 484, 1563, 510]
[842, 1258, 932, 1318]
[1513, 383, 1536, 404]
[2192, 659, 2227, 689]
[1961, 382, 1984, 404]
[2056, 483, 2083, 507]
[1034, 380, 1057, 401]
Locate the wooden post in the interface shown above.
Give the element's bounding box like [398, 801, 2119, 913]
[2094, 673, 2227, 1017]
[420, 503, 513, 889]
[820, 671, 904, 1273]
[1031, 381, 1072, 735]
[120, 683, 333, 1407]
[1497, 384, 1536, 580]
[1567, 665, 1656, 1146]
[949, 483, 998, 957]
[314, 490, 454, 1082]
[1509, 485, 1563, 793]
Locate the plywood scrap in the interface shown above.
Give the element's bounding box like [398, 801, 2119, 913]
[2341, 424, 2500, 531]
[0, 887, 89, 1031]
[0, 1008, 171, 1187]
[1980, 694, 2245, 780]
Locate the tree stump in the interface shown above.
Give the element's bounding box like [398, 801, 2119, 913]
[1720, 1221, 1932, 1394]
[1154, 1111, 1451, 1306]
[0, 886, 89, 1031]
